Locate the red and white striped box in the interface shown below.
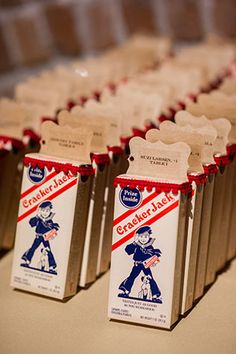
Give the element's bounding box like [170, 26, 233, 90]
[108, 175, 191, 329]
[10, 153, 94, 299]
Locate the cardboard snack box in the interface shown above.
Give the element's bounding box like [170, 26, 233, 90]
[174, 110, 229, 300]
[145, 121, 217, 311]
[215, 151, 235, 271]
[57, 108, 113, 287]
[205, 153, 234, 286]
[79, 152, 110, 287]
[11, 122, 94, 299]
[181, 173, 205, 313]
[108, 138, 191, 329]
[194, 164, 217, 300]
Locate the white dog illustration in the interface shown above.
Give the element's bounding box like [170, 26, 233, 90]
[138, 275, 152, 300]
[37, 247, 50, 272]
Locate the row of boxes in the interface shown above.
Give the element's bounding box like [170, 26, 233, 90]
[0, 35, 171, 292]
[1, 0, 236, 74]
[108, 50, 236, 328]
[1, 35, 235, 328]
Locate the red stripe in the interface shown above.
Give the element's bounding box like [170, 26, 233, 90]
[17, 179, 77, 222]
[112, 200, 179, 251]
[20, 171, 58, 200]
[113, 191, 159, 227]
[17, 205, 39, 223]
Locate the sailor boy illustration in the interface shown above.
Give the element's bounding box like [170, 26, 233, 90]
[21, 201, 59, 274]
[118, 226, 162, 303]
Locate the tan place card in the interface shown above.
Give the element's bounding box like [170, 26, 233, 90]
[0, 98, 27, 140]
[127, 136, 190, 182]
[187, 95, 236, 144]
[58, 109, 108, 154]
[40, 121, 92, 163]
[175, 110, 231, 155]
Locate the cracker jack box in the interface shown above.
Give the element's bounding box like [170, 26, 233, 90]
[186, 97, 236, 288]
[82, 101, 124, 276]
[108, 137, 192, 329]
[146, 122, 217, 314]
[205, 155, 229, 286]
[10, 122, 94, 299]
[193, 163, 217, 300]
[205, 150, 235, 285]
[214, 145, 236, 272]
[57, 109, 110, 287]
[207, 97, 236, 273]
[174, 110, 231, 299]
[208, 94, 236, 264]
[0, 99, 27, 250]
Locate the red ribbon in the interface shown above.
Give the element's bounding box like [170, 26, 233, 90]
[23, 156, 94, 176]
[114, 177, 192, 195]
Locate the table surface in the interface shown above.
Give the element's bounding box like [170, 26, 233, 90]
[0, 252, 236, 354]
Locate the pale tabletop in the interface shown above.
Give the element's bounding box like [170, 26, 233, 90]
[0, 252, 236, 354]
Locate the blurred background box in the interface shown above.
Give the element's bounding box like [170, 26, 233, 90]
[121, 0, 157, 35]
[165, 0, 203, 40]
[12, 15, 50, 65]
[0, 24, 12, 72]
[0, 0, 236, 96]
[0, 0, 24, 7]
[212, 0, 236, 38]
[84, 0, 117, 50]
[45, 2, 81, 56]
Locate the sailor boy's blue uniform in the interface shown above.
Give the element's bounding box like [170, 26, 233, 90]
[119, 226, 161, 299]
[22, 201, 59, 271]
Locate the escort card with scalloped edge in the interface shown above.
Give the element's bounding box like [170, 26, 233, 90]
[40, 121, 92, 164]
[186, 95, 236, 144]
[127, 137, 190, 182]
[58, 109, 108, 154]
[175, 110, 231, 155]
[146, 122, 216, 173]
[0, 98, 26, 142]
[84, 100, 121, 147]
